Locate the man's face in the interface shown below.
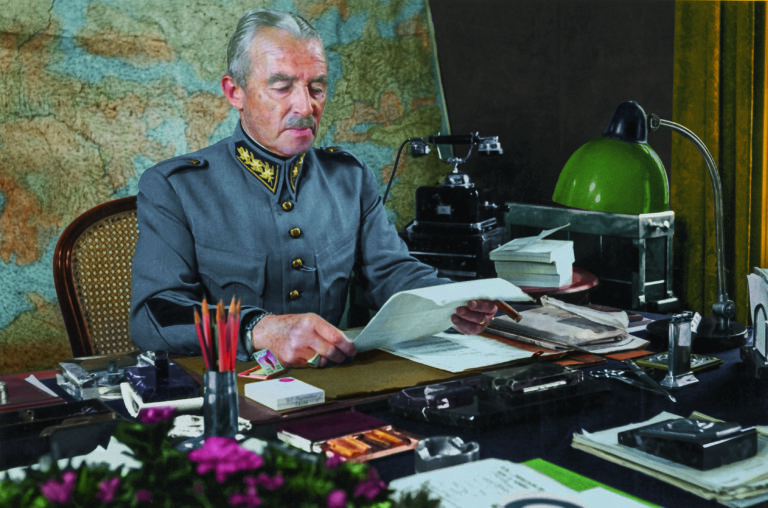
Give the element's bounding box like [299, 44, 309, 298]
[227, 28, 328, 157]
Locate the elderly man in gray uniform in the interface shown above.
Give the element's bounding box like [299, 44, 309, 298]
[130, 9, 498, 368]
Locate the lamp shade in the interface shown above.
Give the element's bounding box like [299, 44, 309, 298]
[552, 101, 670, 215]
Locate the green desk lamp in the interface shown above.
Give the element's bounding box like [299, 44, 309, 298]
[553, 100, 669, 214]
[553, 100, 746, 351]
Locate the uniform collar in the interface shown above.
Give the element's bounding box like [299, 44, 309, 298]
[232, 123, 306, 198]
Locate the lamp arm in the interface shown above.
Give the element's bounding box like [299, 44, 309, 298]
[649, 114, 735, 328]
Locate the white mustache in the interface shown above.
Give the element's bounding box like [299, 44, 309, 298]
[286, 116, 314, 130]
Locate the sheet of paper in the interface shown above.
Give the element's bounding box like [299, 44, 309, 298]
[542, 295, 629, 329]
[381, 332, 533, 372]
[500, 223, 571, 252]
[391, 459, 572, 508]
[390, 458, 646, 508]
[346, 278, 533, 352]
[25, 374, 60, 397]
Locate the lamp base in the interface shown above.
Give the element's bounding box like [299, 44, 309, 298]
[646, 317, 747, 353]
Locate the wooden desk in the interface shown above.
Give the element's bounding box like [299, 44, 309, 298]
[173, 350, 483, 426]
[360, 345, 762, 507]
[0, 370, 63, 413]
[4, 335, 763, 507]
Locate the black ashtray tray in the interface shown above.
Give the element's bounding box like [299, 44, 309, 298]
[479, 362, 584, 401]
[391, 378, 480, 411]
[618, 418, 757, 470]
[389, 363, 607, 429]
[0, 400, 122, 469]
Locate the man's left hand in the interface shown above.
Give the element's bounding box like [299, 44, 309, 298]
[451, 299, 498, 335]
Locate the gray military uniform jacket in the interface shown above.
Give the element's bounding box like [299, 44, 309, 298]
[130, 123, 449, 360]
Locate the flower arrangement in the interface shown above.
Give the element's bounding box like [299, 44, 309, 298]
[0, 407, 437, 508]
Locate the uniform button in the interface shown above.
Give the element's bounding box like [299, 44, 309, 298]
[291, 258, 303, 269]
[281, 201, 294, 211]
[289, 227, 302, 238]
[288, 289, 300, 300]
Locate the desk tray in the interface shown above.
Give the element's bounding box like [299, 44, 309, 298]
[389, 365, 607, 429]
[0, 399, 121, 469]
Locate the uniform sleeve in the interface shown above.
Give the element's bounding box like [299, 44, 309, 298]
[129, 164, 261, 360]
[354, 162, 452, 309]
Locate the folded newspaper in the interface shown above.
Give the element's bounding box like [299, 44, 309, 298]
[487, 296, 649, 354]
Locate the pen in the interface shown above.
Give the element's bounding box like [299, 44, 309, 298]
[494, 300, 522, 323]
[624, 359, 677, 403]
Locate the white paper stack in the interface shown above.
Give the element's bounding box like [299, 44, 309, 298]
[490, 238, 575, 287]
[244, 377, 324, 410]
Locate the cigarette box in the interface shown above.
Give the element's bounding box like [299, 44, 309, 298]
[244, 377, 324, 410]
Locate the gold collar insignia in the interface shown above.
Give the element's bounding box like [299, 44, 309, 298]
[236, 145, 278, 193]
[290, 153, 305, 192]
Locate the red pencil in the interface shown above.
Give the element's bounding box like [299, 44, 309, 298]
[202, 299, 212, 366]
[216, 300, 226, 371]
[194, 310, 210, 369]
[232, 298, 241, 371]
[227, 296, 237, 371]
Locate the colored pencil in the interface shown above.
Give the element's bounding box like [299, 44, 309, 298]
[194, 296, 241, 372]
[194, 310, 211, 369]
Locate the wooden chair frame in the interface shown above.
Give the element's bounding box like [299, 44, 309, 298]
[53, 196, 139, 357]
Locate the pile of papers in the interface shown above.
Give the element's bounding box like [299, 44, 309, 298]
[487, 296, 649, 354]
[490, 237, 575, 288]
[572, 412, 768, 507]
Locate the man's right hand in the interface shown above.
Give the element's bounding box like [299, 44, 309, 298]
[250, 313, 356, 368]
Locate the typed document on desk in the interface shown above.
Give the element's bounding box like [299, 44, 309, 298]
[345, 278, 533, 352]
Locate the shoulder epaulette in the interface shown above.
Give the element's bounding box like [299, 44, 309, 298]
[318, 145, 365, 168]
[153, 156, 209, 176]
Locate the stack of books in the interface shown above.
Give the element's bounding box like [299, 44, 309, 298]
[490, 238, 575, 288]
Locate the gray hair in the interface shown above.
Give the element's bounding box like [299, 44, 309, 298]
[226, 9, 322, 87]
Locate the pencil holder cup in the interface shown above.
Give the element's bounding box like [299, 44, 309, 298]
[203, 370, 239, 438]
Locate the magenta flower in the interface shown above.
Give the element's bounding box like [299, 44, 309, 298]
[97, 477, 121, 503]
[254, 472, 283, 490]
[189, 436, 264, 482]
[138, 406, 176, 425]
[325, 453, 343, 469]
[229, 490, 262, 508]
[354, 470, 386, 501]
[327, 489, 347, 508]
[136, 489, 152, 502]
[229, 475, 262, 508]
[40, 470, 77, 503]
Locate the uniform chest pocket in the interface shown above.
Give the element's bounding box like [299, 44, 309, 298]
[196, 242, 267, 306]
[315, 229, 357, 322]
